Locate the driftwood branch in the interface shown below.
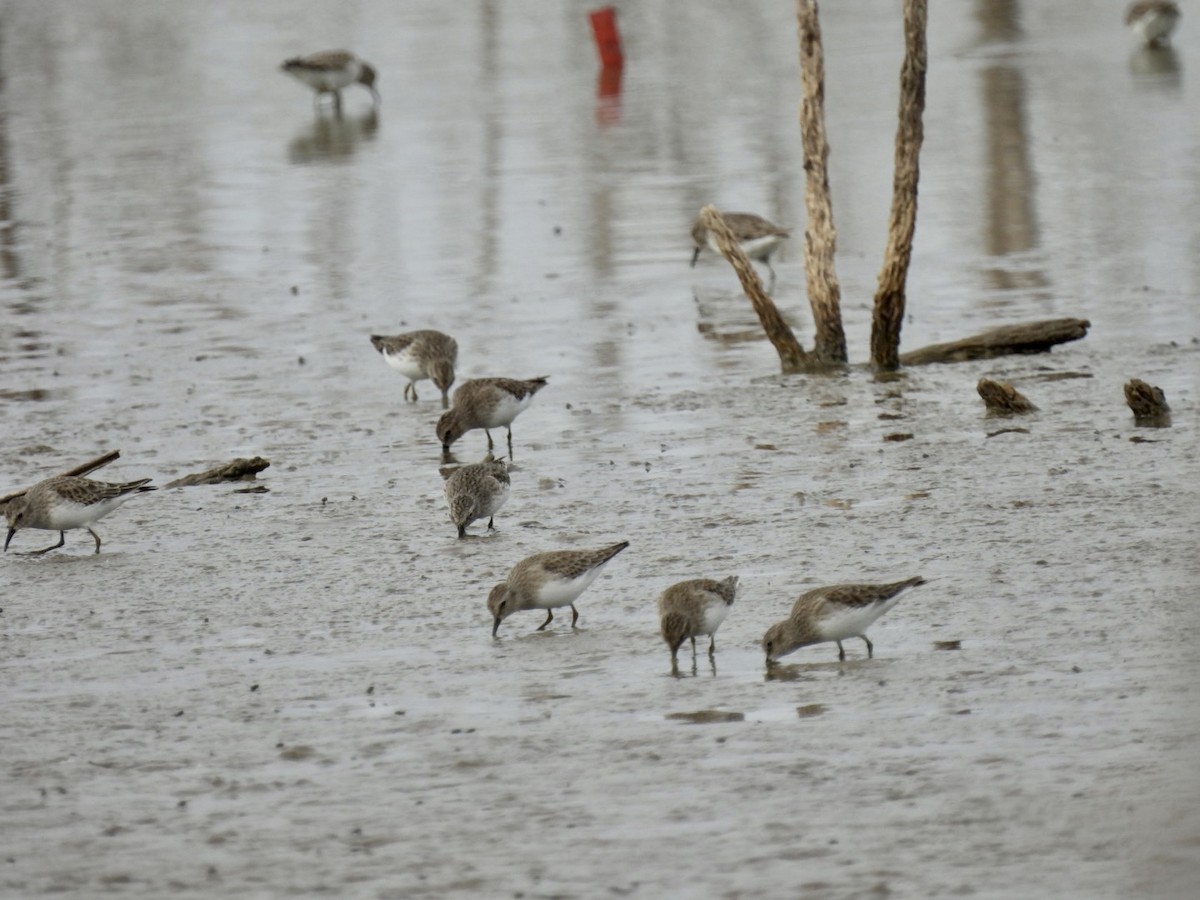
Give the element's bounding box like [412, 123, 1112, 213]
[0, 449, 121, 508]
[699, 205, 809, 373]
[899, 318, 1090, 365]
[164, 457, 271, 488]
[796, 0, 847, 364]
[870, 0, 927, 370]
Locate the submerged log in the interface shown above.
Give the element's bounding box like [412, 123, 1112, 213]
[164, 457, 271, 488]
[699, 205, 809, 374]
[977, 379, 1036, 415]
[1124, 378, 1170, 426]
[900, 318, 1090, 366]
[796, 0, 847, 364]
[0, 449, 122, 508]
[870, 0, 928, 370]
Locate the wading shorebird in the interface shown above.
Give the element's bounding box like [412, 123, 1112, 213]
[369, 330, 458, 409]
[441, 454, 510, 539]
[488, 541, 629, 635]
[762, 577, 925, 663]
[658, 576, 738, 665]
[690, 211, 790, 290]
[436, 376, 549, 461]
[1125, 1, 1181, 47]
[281, 50, 380, 112]
[4, 474, 157, 555]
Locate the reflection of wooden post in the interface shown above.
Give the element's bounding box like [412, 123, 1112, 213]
[870, 0, 927, 370]
[796, 0, 846, 365]
[700, 206, 808, 373]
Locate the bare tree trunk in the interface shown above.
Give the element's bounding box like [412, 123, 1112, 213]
[870, 0, 928, 370]
[796, 0, 846, 365]
[699, 205, 808, 373]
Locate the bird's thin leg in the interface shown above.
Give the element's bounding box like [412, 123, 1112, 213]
[32, 532, 67, 555]
[689, 636, 697, 658]
[860, 635, 873, 658]
[486, 515, 495, 531]
[765, 261, 777, 293]
[570, 604, 579, 628]
[537, 609, 554, 631]
[457, 524, 467, 539]
[87, 528, 102, 554]
[440, 391, 450, 410]
[484, 429, 495, 451]
[333, 91, 343, 117]
[837, 641, 846, 661]
[708, 636, 717, 657]
[506, 428, 514, 461]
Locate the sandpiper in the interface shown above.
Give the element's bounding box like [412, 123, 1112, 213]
[441, 454, 510, 539]
[690, 211, 790, 288]
[488, 541, 629, 635]
[281, 51, 380, 111]
[3, 475, 157, 555]
[658, 576, 738, 664]
[1126, 1, 1181, 47]
[369, 330, 458, 409]
[762, 577, 925, 663]
[437, 377, 549, 460]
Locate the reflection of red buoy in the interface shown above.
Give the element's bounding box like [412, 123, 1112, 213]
[589, 6, 624, 68]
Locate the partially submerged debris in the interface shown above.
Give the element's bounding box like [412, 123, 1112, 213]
[1124, 378, 1170, 426]
[164, 457, 271, 488]
[901, 318, 1090, 365]
[977, 379, 1037, 415]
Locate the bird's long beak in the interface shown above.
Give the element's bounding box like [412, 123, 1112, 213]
[4, 527, 15, 552]
[689, 247, 701, 268]
[492, 617, 502, 637]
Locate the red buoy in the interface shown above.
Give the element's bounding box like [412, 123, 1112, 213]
[589, 6, 624, 68]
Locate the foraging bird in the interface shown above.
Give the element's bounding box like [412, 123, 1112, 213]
[658, 576, 738, 664]
[762, 577, 925, 663]
[1125, 1, 1181, 47]
[690, 211, 789, 289]
[436, 377, 549, 461]
[441, 454, 510, 539]
[369, 330, 458, 409]
[281, 51, 380, 111]
[4, 475, 157, 555]
[488, 541, 629, 636]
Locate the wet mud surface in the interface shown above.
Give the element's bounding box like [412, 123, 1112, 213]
[2, 2, 1199, 898]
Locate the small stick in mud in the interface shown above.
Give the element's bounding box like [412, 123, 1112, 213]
[164, 457, 271, 488]
[1124, 379, 1170, 426]
[977, 379, 1036, 415]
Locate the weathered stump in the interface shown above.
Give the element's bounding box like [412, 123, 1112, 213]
[1124, 378, 1170, 426]
[977, 379, 1036, 415]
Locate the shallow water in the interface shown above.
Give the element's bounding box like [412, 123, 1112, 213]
[2, 2, 1199, 898]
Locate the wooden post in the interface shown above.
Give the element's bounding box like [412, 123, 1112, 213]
[796, 0, 847, 365]
[699, 205, 808, 373]
[870, 0, 928, 370]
